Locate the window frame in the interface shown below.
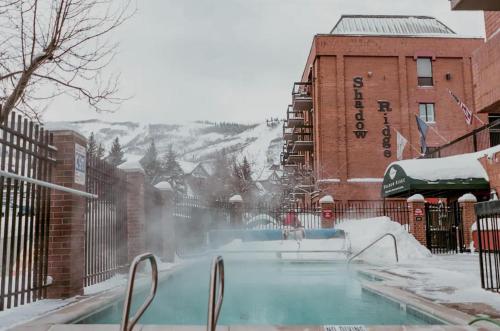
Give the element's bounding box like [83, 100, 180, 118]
[417, 57, 433, 87]
[419, 103, 435, 123]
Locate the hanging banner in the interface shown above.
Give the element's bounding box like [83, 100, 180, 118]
[448, 89, 473, 125]
[396, 130, 408, 161]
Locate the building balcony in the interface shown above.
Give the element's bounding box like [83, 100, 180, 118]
[292, 82, 313, 111]
[292, 140, 314, 153]
[286, 116, 305, 128]
[286, 154, 305, 165]
[451, 0, 500, 10]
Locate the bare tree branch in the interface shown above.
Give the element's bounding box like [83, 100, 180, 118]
[0, 0, 135, 122]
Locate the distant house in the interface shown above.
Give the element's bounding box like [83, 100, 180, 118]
[177, 160, 210, 196]
[253, 166, 283, 194]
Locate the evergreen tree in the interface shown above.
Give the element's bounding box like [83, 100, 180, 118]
[205, 149, 235, 202]
[140, 140, 161, 184]
[87, 132, 97, 157]
[107, 137, 126, 166]
[161, 145, 185, 194]
[97, 143, 105, 159]
[232, 156, 253, 197]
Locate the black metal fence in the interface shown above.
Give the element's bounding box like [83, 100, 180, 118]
[422, 119, 500, 159]
[173, 197, 409, 255]
[425, 202, 464, 254]
[475, 200, 500, 293]
[0, 112, 56, 311]
[84, 156, 128, 286]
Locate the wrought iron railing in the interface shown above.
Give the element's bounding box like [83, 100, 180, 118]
[84, 155, 128, 286]
[422, 119, 500, 159]
[0, 112, 56, 311]
[475, 200, 500, 293]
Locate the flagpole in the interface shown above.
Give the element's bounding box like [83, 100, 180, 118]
[392, 128, 424, 158]
[427, 124, 449, 144]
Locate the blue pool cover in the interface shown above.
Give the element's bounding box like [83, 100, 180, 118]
[208, 228, 345, 247]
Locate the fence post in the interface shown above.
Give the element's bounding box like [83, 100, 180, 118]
[123, 168, 146, 262]
[229, 195, 243, 226]
[47, 130, 87, 299]
[155, 181, 175, 262]
[319, 195, 334, 228]
[407, 194, 427, 248]
[459, 193, 477, 250]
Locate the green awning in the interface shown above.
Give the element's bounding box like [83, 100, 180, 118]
[382, 164, 489, 198]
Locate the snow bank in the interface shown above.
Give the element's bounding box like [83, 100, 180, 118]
[336, 217, 432, 263]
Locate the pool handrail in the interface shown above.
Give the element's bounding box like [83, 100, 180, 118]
[120, 252, 158, 331]
[207, 256, 225, 331]
[348, 233, 399, 263]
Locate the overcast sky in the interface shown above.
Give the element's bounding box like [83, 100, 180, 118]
[43, 0, 485, 125]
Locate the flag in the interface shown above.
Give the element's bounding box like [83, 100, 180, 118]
[396, 130, 408, 160]
[448, 89, 473, 125]
[416, 115, 429, 154]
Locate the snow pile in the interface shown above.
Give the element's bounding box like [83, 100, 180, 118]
[336, 217, 432, 263]
[386, 145, 500, 182]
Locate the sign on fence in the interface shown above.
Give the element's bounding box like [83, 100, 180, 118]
[75, 143, 86, 185]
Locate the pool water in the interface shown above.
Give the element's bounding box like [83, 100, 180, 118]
[79, 258, 437, 325]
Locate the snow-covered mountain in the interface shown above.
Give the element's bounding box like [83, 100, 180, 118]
[45, 119, 284, 174]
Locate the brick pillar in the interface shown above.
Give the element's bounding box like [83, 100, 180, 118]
[459, 193, 477, 250]
[229, 195, 243, 227]
[47, 130, 87, 299]
[124, 169, 146, 261]
[319, 195, 335, 228]
[154, 181, 175, 262]
[407, 194, 427, 248]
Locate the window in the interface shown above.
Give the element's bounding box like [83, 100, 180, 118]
[419, 103, 435, 122]
[417, 58, 433, 86]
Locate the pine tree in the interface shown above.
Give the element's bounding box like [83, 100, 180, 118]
[140, 140, 161, 184]
[160, 145, 185, 194]
[87, 132, 97, 157]
[232, 156, 253, 196]
[97, 143, 105, 159]
[107, 137, 126, 166]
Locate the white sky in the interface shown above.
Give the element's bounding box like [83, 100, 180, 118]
[43, 0, 485, 124]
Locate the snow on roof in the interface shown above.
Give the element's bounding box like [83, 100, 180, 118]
[386, 145, 500, 182]
[118, 159, 144, 173]
[331, 15, 457, 37]
[154, 181, 173, 191]
[177, 160, 199, 175]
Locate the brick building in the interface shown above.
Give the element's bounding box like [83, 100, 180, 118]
[281, 15, 487, 204]
[452, 1, 500, 197]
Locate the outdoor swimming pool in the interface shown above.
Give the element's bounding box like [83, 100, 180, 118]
[78, 258, 441, 326]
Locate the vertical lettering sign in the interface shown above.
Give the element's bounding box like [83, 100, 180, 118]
[75, 143, 86, 185]
[378, 101, 392, 158]
[353, 77, 367, 138]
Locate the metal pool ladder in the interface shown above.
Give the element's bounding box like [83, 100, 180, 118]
[348, 233, 399, 263]
[120, 253, 159, 331]
[207, 256, 225, 331]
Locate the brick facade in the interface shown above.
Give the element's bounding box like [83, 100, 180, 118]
[472, 23, 500, 114]
[407, 195, 427, 247]
[125, 170, 146, 262]
[478, 151, 500, 197]
[301, 35, 484, 202]
[485, 11, 500, 40]
[47, 131, 87, 299]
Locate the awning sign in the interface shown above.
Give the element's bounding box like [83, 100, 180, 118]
[75, 143, 86, 186]
[382, 164, 410, 197]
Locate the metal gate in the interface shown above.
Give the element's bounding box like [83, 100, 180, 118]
[425, 201, 464, 253]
